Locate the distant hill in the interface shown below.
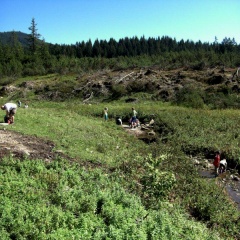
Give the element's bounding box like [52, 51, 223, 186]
[0, 31, 29, 46]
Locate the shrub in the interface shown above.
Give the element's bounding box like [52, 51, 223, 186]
[111, 84, 127, 99]
[175, 85, 205, 108]
[140, 154, 176, 207]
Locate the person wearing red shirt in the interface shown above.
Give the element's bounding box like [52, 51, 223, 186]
[213, 151, 221, 176]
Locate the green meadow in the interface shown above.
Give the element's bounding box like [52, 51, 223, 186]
[0, 96, 239, 239]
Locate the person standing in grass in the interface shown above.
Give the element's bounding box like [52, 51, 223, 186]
[1, 102, 17, 124]
[103, 107, 108, 121]
[213, 151, 221, 176]
[130, 107, 137, 128]
[17, 100, 21, 107]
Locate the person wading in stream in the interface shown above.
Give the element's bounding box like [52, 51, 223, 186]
[213, 151, 221, 176]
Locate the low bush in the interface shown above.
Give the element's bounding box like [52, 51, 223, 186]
[174, 85, 206, 109]
[0, 157, 221, 239]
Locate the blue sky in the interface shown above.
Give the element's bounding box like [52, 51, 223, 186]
[1, 0, 239, 45]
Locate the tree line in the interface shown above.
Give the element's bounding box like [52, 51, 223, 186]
[0, 18, 240, 78]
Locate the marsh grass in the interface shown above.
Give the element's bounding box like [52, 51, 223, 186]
[1, 98, 240, 238]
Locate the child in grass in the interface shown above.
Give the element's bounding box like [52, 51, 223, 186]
[103, 107, 108, 121]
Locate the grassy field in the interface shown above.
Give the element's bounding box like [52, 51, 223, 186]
[0, 98, 240, 239]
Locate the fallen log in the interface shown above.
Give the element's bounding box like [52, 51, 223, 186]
[83, 92, 94, 103]
[116, 72, 134, 83]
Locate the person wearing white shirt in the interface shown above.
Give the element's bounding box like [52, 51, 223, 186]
[1, 102, 17, 124]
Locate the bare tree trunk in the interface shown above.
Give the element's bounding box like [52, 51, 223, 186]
[116, 72, 134, 83]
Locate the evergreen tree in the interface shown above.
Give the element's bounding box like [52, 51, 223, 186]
[38, 38, 53, 70]
[99, 40, 109, 57]
[117, 38, 127, 56]
[92, 39, 101, 57]
[108, 38, 117, 57]
[27, 18, 41, 55]
[75, 41, 84, 58]
[83, 39, 92, 57]
[140, 36, 148, 55]
[10, 31, 24, 61]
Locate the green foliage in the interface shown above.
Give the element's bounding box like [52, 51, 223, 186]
[111, 84, 128, 99]
[175, 85, 206, 109]
[205, 91, 240, 109]
[0, 99, 239, 239]
[0, 157, 221, 239]
[1, 30, 240, 77]
[0, 157, 145, 238]
[140, 154, 176, 207]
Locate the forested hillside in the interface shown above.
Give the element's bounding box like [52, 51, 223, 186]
[0, 31, 29, 46]
[0, 18, 239, 78]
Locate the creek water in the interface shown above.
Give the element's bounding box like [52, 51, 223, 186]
[122, 124, 240, 210]
[199, 169, 240, 210]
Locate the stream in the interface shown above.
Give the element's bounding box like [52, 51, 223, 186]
[122, 123, 240, 210]
[199, 167, 240, 210]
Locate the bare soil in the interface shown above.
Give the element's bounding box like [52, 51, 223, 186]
[0, 129, 65, 161]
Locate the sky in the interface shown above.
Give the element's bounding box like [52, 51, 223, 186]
[1, 0, 239, 45]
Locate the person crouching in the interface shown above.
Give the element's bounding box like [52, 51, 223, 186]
[1, 102, 17, 124]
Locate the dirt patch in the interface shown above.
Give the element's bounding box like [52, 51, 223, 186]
[0, 129, 66, 161]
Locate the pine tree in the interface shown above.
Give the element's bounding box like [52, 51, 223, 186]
[10, 31, 24, 61]
[27, 18, 41, 55]
[92, 39, 101, 57]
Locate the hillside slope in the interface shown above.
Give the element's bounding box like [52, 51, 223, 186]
[1, 66, 239, 105]
[0, 31, 29, 46]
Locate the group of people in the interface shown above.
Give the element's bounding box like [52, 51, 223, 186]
[103, 106, 140, 128]
[1, 102, 230, 177]
[104, 107, 228, 177]
[129, 107, 140, 128]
